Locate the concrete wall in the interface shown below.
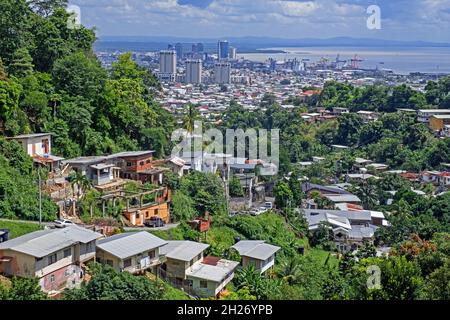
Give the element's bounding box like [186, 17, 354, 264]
[96, 248, 161, 273]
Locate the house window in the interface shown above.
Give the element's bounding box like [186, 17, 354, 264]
[127, 162, 132, 167]
[123, 258, 132, 268]
[199, 280, 208, 288]
[146, 160, 151, 164]
[50, 275, 55, 283]
[48, 253, 57, 265]
[106, 260, 113, 267]
[140, 161, 145, 166]
[63, 248, 71, 258]
[148, 251, 156, 259]
[64, 269, 70, 277]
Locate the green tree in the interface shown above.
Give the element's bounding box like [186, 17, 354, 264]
[4, 277, 47, 300]
[64, 263, 164, 300]
[273, 181, 293, 209]
[170, 190, 196, 222]
[229, 175, 244, 197]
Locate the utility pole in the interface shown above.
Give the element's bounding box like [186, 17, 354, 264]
[38, 169, 42, 227]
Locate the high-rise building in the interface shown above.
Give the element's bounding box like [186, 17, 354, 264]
[159, 50, 177, 82]
[175, 43, 183, 60]
[229, 46, 237, 60]
[197, 43, 204, 53]
[217, 40, 229, 60]
[185, 59, 202, 84]
[214, 62, 231, 84]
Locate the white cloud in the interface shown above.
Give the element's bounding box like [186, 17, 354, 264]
[70, 0, 450, 41]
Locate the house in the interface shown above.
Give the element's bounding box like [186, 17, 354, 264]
[165, 156, 186, 177]
[63, 156, 123, 191]
[96, 232, 167, 274]
[8, 133, 64, 172]
[417, 109, 450, 123]
[300, 208, 382, 252]
[114, 151, 168, 185]
[429, 114, 450, 132]
[231, 240, 280, 274]
[366, 163, 389, 173]
[185, 256, 239, 298]
[159, 241, 238, 298]
[302, 183, 353, 197]
[421, 171, 450, 186]
[325, 194, 362, 205]
[353, 157, 373, 169]
[357, 111, 379, 123]
[332, 107, 349, 115]
[0, 226, 102, 294]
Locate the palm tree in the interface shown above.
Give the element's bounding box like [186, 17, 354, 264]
[354, 180, 379, 210]
[182, 104, 201, 170]
[276, 256, 303, 285]
[69, 171, 93, 200]
[182, 103, 200, 134]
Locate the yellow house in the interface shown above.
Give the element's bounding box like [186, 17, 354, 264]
[429, 115, 450, 131]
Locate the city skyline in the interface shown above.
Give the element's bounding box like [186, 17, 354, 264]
[70, 0, 450, 42]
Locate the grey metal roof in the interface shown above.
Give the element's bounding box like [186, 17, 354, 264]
[348, 225, 377, 240]
[302, 209, 371, 223]
[232, 241, 280, 260]
[325, 194, 361, 203]
[9, 133, 52, 139]
[301, 183, 352, 195]
[0, 226, 102, 258]
[230, 163, 257, 170]
[186, 260, 239, 282]
[63, 156, 108, 165]
[109, 151, 154, 158]
[96, 232, 167, 260]
[160, 241, 209, 261]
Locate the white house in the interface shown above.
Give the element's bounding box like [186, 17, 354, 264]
[231, 240, 281, 274]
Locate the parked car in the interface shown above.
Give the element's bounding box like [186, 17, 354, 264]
[264, 202, 273, 210]
[258, 207, 268, 214]
[249, 209, 260, 216]
[144, 216, 165, 228]
[54, 219, 75, 228]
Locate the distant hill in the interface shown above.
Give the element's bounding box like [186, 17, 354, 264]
[95, 36, 450, 52]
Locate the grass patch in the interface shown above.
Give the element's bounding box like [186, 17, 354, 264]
[0, 220, 43, 239]
[308, 248, 339, 268]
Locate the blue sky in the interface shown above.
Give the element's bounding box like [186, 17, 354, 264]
[70, 0, 450, 42]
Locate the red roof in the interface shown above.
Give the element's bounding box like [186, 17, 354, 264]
[302, 89, 321, 96]
[346, 203, 364, 211]
[400, 172, 419, 179]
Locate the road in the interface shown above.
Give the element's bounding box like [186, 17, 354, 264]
[0, 218, 180, 232]
[123, 223, 180, 232]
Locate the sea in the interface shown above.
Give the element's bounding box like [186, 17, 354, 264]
[237, 46, 450, 75]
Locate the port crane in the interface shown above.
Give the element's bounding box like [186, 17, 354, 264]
[350, 54, 363, 69]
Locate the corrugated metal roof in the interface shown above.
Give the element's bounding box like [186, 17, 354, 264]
[325, 194, 361, 203]
[0, 227, 102, 258]
[186, 260, 239, 282]
[160, 241, 209, 262]
[231, 240, 280, 260]
[96, 232, 167, 260]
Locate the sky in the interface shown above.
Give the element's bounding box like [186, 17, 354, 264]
[70, 0, 450, 42]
